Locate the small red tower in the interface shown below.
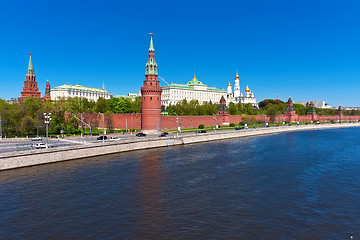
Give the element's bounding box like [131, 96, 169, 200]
[336, 105, 343, 122]
[217, 95, 229, 125]
[141, 33, 162, 134]
[20, 53, 41, 99]
[306, 101, 317, 121]
[43, 80, 51, 100]
[284, 97, 298, 122]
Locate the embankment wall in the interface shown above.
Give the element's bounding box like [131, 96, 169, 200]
[1, 123, 359, 171]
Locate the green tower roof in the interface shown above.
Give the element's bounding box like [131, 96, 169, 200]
[149, 33, 154, 51]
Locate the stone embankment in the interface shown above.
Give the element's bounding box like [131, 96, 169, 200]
[1, 123, 359, 171]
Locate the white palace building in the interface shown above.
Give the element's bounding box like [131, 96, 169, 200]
[161, 75, 226, 108]
[50, 84, 112, 101]
[160, 73, 257, 108]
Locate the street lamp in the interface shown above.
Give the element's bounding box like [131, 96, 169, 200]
[174, 112, 180, 137]
[0, 115, 2, 141]
[213, 114, 217, 132]
[99, 113, 105, 143]
[43, 113, 51, 148]
[74, 115, 92, 142]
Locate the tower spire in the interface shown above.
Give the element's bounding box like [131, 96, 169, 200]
[149, 32, 154, 50]
[102, 79, 105, 90]
[27, 52, 35, 77]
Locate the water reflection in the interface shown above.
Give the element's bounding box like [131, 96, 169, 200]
[132, 152, 169, 238]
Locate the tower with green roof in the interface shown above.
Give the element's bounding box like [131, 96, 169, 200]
[20, 53, 41, 99]
[306, 101, 317, 121]
[43, 80, 51, 100]
[141, 33, 162, 133]
[284, 97, 298, 122]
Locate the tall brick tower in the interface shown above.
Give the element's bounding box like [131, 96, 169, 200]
[21, 53, 41, 99]
[141, 33, 162, 134]
[43, 80, 51, 100]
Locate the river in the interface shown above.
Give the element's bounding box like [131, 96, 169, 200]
[0, 127, 359, 239]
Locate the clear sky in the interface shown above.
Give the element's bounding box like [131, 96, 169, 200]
[1, 0, 360, 106]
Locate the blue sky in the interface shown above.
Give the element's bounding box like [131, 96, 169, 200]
[1, 0, 360, 106]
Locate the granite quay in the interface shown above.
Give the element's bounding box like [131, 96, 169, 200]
[1, 122, 359, 171]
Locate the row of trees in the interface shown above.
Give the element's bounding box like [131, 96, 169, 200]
[0, 96, 141, 137]
[1, 96, 359, 137]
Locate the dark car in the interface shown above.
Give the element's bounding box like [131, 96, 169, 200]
[136, 133, 146, 137]
[97, 136, 108, 140]
[163, 132, 169, 135]
[235, 127, 245, 130]
[195, 130, 207, 133]
[159, 133, 167, 137]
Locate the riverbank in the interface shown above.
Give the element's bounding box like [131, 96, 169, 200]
[1, 122, 359, 171]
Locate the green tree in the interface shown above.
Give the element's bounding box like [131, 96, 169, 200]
[95, 97, 107, 113]
[228, 102, 240, 115]
[266, 104, 277, 123]
[293, 104, 307, 115]
[23, 97, 42, 119]
[21, 116, 34, 136]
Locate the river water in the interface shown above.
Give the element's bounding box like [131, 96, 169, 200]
[0, 127, 359, 239]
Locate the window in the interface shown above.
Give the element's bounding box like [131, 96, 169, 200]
[150, 97, 152, 101]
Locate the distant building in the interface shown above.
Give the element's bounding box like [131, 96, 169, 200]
[50, 84, 112, 101]
[161, 75, 226, 108]
[114, 92, 141, 100]
[227, 72, 257, 107]
[295, 101, 332, 109]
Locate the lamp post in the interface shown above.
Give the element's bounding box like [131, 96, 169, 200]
[213, 114, 217, 132]
[74, 115, 92, 142]
[43, 113, 51, 148]
[80, 113, 83, 138]
[131, 113, 133, 135]
[99, 113, 105, 143]
[0, 115, 2, 141]
[174, 112, 180, 137]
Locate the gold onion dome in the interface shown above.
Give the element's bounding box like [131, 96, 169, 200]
[227, 83, 232, 86]
[245, 85, 250, 92]
[235, 73, 239, 79]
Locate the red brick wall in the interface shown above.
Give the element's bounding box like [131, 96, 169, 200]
[76, 113, 360, 130]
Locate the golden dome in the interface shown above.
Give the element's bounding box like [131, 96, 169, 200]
[245, 85, 250, 92]
[227, 83, 232, 86]
[192, 75, 198, 82]
[235, 73, 239, 79]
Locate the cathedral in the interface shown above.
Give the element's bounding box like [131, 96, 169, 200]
[226, 72, 257, 107]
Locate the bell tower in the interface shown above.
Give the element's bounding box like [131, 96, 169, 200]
[141, 33, 162, 134]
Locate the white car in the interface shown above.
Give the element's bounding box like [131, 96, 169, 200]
[31, 137, 43, 141]
[35, 143, 47, 149]
[110, 136, 121, 141]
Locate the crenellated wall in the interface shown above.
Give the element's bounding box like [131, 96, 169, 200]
[70, 113, 360, 131]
